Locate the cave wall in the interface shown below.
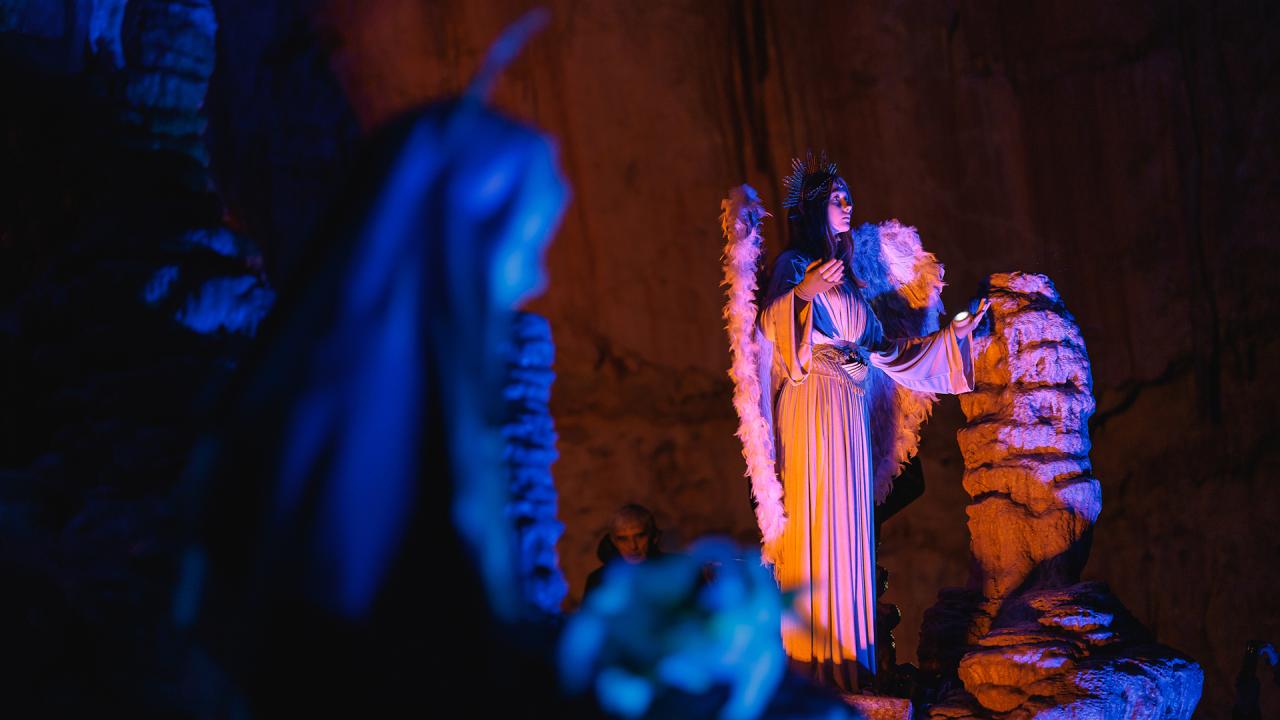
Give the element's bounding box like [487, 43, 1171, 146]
[272, 4, 1278, 709]
[223, 2, 1279, 715]
[5, 0, 1277, 716]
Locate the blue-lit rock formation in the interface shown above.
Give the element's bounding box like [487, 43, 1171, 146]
[504, 311, 568, 616]
[115, 0, 217, 165]
[4, 0, 272, 487]
[1, 1, 269, 708]
[923, 273, 1202, 719]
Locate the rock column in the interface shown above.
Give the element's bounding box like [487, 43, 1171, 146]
[504, 312, 569, 616]
[957, 272, 1100, 612]
[923, 273, 1202, 719]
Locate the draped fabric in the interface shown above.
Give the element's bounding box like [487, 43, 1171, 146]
[759, 250, 973, 691]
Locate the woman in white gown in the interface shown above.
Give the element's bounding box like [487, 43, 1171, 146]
[757, 159, 987, 692]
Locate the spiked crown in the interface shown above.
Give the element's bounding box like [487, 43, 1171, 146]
[782, 151, 842, 213]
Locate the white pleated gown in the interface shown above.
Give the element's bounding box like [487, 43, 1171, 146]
[760, 260, 973, 692]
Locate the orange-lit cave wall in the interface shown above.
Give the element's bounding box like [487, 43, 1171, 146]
[204, 2, 1278, 716]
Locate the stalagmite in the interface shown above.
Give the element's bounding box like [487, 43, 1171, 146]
[923, 273, 1203, 719]
[957, 272, 1099, 610]
[504, 312, 569, 616]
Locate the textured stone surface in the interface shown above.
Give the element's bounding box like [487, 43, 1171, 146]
[955, 273, 1098, 605]
[961, 461, 1097, 516]
[5, 1, 1278, 716]
[283, 3, 1277, 714]
[1, 3, 268, 709]
[212, 19, 1280, 709]
[919, 586, 988, 679]
[504, 312, 569, 616]
[929, 276, 1204, 717]
[841, 694, 913, 720]
[926, 692, 985, 720]
[117, 0, 218, 164]
[956, 583, 1203, 719]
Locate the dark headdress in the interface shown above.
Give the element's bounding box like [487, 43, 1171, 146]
[782, 151, 847, 222]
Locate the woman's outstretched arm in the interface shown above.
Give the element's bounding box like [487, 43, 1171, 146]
[869, 299, 990, 395]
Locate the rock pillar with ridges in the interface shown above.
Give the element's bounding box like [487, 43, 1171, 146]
[503, 312, 568, 616]
[956, 272, 1100, 613]
[118, 0, 217, 167]
[922, 273, 1202, 719]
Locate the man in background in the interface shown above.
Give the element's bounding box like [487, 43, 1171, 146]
[583, 504, 663, 599]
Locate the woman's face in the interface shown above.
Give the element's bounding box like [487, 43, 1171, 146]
[827, 184, 852, 234]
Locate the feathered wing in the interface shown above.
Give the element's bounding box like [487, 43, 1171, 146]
[853, 220, 948, 504]
[719, 186, 786, 560]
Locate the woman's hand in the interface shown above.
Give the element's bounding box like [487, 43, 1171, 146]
[952, 298, 991, 340]
[794, 258, 844, 301]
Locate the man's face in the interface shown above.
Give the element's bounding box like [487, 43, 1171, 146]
[610, 518, 652, 564]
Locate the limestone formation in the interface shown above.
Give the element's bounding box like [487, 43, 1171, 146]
[1, 2, 268, 706]
[923, 273, 1203, 718]
[116, 0, 217, 166]
[504, 312, 569, 616]
[955, 272, 1099, 610]
[842, 695, 913, 720]
[956, 583, 1203, 718]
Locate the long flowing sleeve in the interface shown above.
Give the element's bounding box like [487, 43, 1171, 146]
[870, 323, 975, 395]
[759, 252, 814, 385]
